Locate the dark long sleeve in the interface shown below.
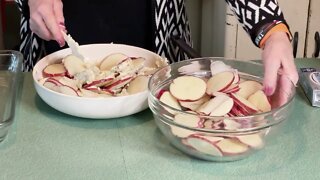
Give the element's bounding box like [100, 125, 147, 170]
[225, 0, 290, 46]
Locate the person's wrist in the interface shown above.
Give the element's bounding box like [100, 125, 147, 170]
[264, 31, 291, 47]
[254, 21, 292, 48]
[259, 23, 292, 48]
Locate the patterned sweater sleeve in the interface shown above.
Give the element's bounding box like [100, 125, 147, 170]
[15, 0, 29, 18]
[225, 0, 290, 47]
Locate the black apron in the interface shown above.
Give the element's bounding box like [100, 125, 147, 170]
[16, 0, 193, 71]
[45, 0, 153, 54]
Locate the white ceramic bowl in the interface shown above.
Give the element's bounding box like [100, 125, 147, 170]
[33, 43, 165, 119]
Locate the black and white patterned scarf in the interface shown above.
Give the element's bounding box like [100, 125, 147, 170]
[154, 0, 192, 62]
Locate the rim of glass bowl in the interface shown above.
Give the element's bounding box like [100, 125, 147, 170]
[148, 57, 296, 134]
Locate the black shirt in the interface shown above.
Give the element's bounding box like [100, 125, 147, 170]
[45, 0, 153, 54]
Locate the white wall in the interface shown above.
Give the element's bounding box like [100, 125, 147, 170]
[185, 0, 227, 57]
[185, 0, 202, 53]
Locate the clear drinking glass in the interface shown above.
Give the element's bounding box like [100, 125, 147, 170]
[0, 50, 22, 142]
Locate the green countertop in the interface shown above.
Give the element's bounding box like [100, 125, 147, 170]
[1, 59, 320, 180]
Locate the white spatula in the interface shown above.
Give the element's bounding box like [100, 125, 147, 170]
[61, 31, 85, 60]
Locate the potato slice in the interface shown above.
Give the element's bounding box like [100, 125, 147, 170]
[206, 71, 235, 95]
[100, 53, 128, 71]
[127, 76, 149, 94]
[43, 63, 67, 77]
[63, 55, 86, 76]
[169, 76, 207, 101]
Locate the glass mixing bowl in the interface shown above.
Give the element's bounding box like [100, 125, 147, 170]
[148, 58, 296, 161]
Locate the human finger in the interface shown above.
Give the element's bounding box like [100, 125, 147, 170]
[29, 14, 52, 41]
[262, 55, 281, 96]
[53, 0, 66, 46]
[279, 56, 299, 86]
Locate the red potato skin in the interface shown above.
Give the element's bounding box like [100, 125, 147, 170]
[217, 78, 234, 93]
[118, 57, 131, 65]
[82, 77, 114, 88]
[60, 84, 80, 96]
[203, 119, 225, 129]
[223, 86, 240, 94]
[178, 95, 211, 111]
[197, 118, 206, 128]
[212, 120, 226, 130]
[178, 99, 197, 103]
[43, 80, 58, 86]
[103, 77, 133, 90]
[234, 118, 254, 129]
[188, 134, 222, 144]
[84, 86, 101, 93]
[69, 86, 80, 96]
[230, 104, 248, 116]
[156, 89, 167, 99]
[42, 64, 67, 78]
[99, 53, 129, 71]
[178, 97, 204, 105]
[45, 77, 64, 86]
[46, 77, 79, 96]
[206, 75, 235, 96]
[43, 71, 67, 78]
[130, 56, 145, 60]
[229, 93, 258, 115]
[178, 94, 209, 102]
[65, 71, 73, 79]
[234, 100, 256, 115]
[43, 81, 60, 92]
[100, 88, 117, 96]
[172, 96, 204, 102]
[232, 73, 240, 84]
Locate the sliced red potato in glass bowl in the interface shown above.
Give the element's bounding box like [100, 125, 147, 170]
[148, 57, 296, 161]
[33, 43, 168, 119]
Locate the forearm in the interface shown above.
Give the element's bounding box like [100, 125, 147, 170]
[225, 0, 291, 47]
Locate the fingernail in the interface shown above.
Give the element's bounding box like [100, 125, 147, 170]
[57, 40, 65, 47]
[264, 86, 273, 96]
[60, 25, 66, 30]
[59, 22, 66, 31]
[59, 24, 66, 30]
[59, 26, 67, 34]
